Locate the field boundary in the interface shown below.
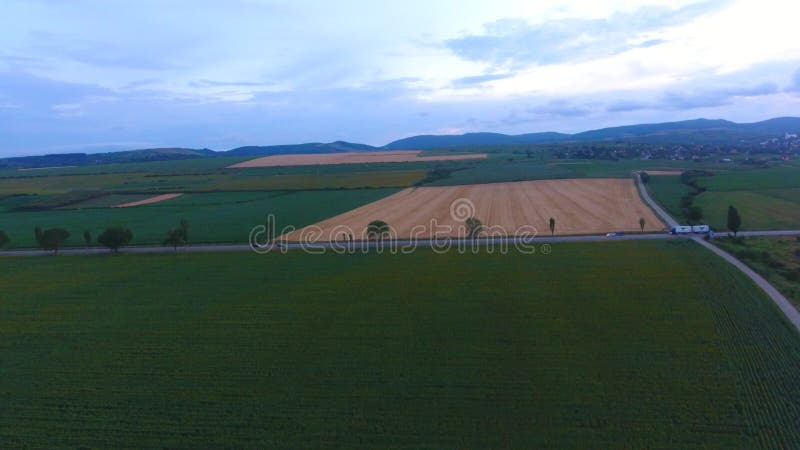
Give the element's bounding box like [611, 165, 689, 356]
[636, 171, 678, 227]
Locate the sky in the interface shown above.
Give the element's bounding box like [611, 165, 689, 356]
[1, 0, 800, 156]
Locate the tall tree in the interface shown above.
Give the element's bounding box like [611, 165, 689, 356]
[38, 228, 70, 254]
[179, 219, 189, 243]
[727, 205, 742, 237]
[0, 230, 9, 249]
[83, 230, 92, 247]
[639, 217, 646, 232]
[97, 227, 133, 253]
[549, 217, 556, 236]
[640, 172, 650, 184]
[465, 217, 483, 239]
[264, 215, 274, 245]
[686, 206, 703, 225]
[367, 220, 390, 240]
[163, 228, 186, 251]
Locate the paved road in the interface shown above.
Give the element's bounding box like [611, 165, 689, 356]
[2, 229, 799, 257]
[635, 171, 679, 227]
[634, 173, 800, 334]
[0, 233, 678, 257]
[693, 236, 800, 333]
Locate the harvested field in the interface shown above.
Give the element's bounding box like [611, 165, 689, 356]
[113, 193, 183, 208]
[228, 150, 487, 168]
[283, 178, 664, 241]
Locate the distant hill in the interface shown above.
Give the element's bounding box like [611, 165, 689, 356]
[384, 117, 800, 149]
[0, 148, 213, 169]
[225, 141, 375, 157]
[384, 132, 570, 149]
[3, 117, 799, 169]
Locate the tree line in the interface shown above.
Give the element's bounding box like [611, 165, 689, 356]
[0, 219, 191, 255]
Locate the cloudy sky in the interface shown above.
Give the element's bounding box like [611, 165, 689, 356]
[1, 0, 799, 156]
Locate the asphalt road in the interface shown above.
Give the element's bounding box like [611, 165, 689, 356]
[635, 171, 679, 228]
[633, 173, 800, 333]
[2, 229, 799, 257]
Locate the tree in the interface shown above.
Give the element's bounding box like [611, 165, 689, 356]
[727, 205, 742, 237]
[549, 217, 556, 236]
[97, 227, 133, 253]
[367, 220, 390, 240]
[163, 228, 186, 251]
[686, 205, 703, 225]
[0, 230, 9, 249]
[640, 172, 651, 184]
[179, 219, 189, 243]
[83, 230, 92, 247]
[263, 215, 274, 246]
[639, 217, 646, 232]
[465, 217, 483, 239]
[37, 228, 70, 254]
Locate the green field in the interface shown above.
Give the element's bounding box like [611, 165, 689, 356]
[1, 240, 799, 448]
[644, 164, 800, 230]
[2, 154, 795, 250]
[716, 236, 800, 306]
[692, 166, 800, 230]
[0, 189, 399, 248]
[0, 167, 426, 195]
[643, 175, 692, 221]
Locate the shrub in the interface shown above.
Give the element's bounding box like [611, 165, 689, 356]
[97, 227, 133, 253]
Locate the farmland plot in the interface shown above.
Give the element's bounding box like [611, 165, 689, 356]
[228, 150, 487, 168]
[0, 241, 799, 447]
[283, 178, 664, 240]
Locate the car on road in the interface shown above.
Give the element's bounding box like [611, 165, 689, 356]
[605, 232, 625, 237]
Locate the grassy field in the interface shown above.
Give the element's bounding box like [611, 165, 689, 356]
[1, 240, 799, 447]
[644, 164, 800, 230]
[716, 236, 800, 307]
[0, 168, 426, 195]
[693, 166, 800, 230]
[695, 191, 800, 230]
[425, 156, 737, 186]
[0, 189, 399, 248]
[644, 175, 692, 221]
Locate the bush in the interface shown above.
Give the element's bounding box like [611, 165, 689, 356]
[735, 249, 758, 260]
[760, 252, 785, 269]
[36, 228, 70, 254]
[97, 227, 133, 253]
[785, 269, 800, 282]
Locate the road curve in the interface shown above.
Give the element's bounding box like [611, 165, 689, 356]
[635, 171, 678, 227]
[693, 236, 800, 333]
[634, 171, 800, 334]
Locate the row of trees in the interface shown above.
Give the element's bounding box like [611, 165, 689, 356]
[0, 219, 191, 255]
[0, 208, 745, 254]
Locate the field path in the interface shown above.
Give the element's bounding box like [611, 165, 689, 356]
[636, 172, 679, 227]
[113, 193, 183, 208]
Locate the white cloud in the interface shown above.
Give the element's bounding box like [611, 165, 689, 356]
[0, 0, 799, 153]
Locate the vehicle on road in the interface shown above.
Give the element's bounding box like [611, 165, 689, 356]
[669, 225, 711, 235]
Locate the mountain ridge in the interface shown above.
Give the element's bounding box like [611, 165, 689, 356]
[3, 117, 799, 168]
